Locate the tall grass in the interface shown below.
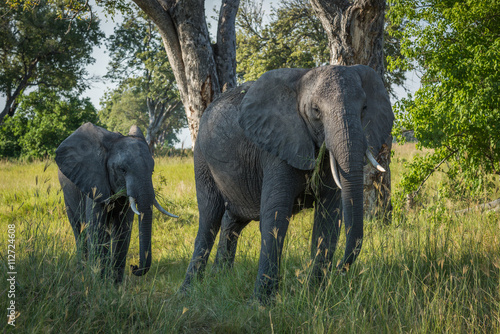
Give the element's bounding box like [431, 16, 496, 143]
[1, 145, 499, 333]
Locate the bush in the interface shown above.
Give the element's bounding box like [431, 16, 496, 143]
[0, 90, 99, 159]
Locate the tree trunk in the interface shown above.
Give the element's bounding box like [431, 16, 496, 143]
[132, 0, 239, 148]
[310, 0, 385, 76]
[310, 0, 391, 223]
[0, 58, 39, 124]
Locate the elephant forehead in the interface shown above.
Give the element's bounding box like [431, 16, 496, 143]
[110, 140, 154, 169]
[323, 75, 363, 97]
[300, 67, 364, 106]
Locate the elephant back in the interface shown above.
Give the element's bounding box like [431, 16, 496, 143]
[197, 82, 255, 147]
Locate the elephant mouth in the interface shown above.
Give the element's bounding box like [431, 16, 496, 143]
[329, 149, 386, 189]
[102, 190, 178, 218]
[129, 196, 178, 218]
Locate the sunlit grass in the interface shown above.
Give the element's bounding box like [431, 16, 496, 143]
[1, 144, 499, 332]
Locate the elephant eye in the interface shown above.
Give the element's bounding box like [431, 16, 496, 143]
[312, 105, 321, 118]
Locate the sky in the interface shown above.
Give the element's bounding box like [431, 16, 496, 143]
[2, 1, 419, 149]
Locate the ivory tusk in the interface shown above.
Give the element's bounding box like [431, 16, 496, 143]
[129, 197, 141, 215]
[154, 199, 179, 218]
[366, 149, 386, 172]
[329, 153, 342, 190]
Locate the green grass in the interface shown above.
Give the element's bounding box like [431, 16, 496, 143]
[1, 145, 499, 333]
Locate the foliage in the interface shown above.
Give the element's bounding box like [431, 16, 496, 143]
[0, 90, 98, 159]
[388, 0, 500, 204]
[6, 0, 134, 19]
[1, 145, 499, 332]
[101, 8, 186, 151]
[99, 84, 185, 148]
[383, 3, 409, 95]
[236, 0, 407, 97]
[99, 86, 148, 136]
[236, 0, 329, 82]
[0, 0, 103, 122]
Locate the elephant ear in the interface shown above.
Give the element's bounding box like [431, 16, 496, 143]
[354, 65, 395, 153]
[128, 125, 146, 141]
[55, 123, 122, 202]
[238, 68, 316, 170]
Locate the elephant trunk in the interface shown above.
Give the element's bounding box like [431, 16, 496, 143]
[128, 181, 178, 277]
[338, 166, 364, 270]
[327, 121, 365, 271]
[127, 178, 155, 277]
[131, 205, 153, 276]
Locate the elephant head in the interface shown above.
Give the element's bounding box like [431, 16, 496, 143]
[239, 65, 393, 270]
[55, 123, 177, 277]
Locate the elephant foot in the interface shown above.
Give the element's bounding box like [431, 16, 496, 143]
[309, 260, 334, 286]
[211, 259, 235, 275]
[178, 275, 195, 295]
[251, 291, 280, 306]
[253, 277, 280, 305]
[177, 285, 189, 297]
[113, 268, 125, 284]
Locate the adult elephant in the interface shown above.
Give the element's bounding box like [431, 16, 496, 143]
[181, 65, 394, 302]
[56, 123, 177, 283]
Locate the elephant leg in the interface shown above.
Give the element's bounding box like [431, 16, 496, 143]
[59, 172, 88, 259]
[65, 202, 83, 242]
[254, 165, 302, 302]
[310, 174, 342, 283]
[212, 211, 250, 271]
[180, 159, 225, 291]
[85, 199, 111, 279]
[66, 199, 88, 259]
[111, 204, 134, 283]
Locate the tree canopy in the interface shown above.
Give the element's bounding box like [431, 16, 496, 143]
[0, 0, 103, 123]
[388, 0, 500, 203]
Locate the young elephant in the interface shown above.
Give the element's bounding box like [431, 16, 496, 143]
[56, 123, 177, 282]
[181, 65, 394, 302]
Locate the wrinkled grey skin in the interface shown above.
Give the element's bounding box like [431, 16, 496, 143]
[56, 123, 171, 283]
[181, 65, 394, 302]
